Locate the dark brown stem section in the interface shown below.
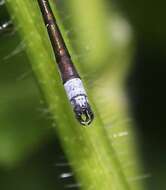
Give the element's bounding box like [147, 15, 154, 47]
[37, 0, 80, 83]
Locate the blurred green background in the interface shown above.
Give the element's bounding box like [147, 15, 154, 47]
[0, 0, 166, 189]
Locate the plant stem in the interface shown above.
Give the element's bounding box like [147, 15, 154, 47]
[6, 0, 132, 189]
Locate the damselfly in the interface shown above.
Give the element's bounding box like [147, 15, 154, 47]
[37, 0, 94, 125]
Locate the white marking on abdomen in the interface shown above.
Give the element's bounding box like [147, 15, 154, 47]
[64, 78, 88, 107]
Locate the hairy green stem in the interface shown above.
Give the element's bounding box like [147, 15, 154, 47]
[6, 0, 134, 189]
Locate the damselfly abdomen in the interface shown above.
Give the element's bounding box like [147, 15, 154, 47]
[37, 0, 94, 125]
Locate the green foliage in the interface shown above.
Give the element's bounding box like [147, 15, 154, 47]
[0, 0, 145, 189]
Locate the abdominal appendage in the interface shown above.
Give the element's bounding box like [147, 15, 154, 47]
[64, 78, 94, 125]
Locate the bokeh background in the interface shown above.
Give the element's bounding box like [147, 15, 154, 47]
[0, 0, 166, 189]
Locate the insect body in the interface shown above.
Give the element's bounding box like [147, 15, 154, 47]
[37, 0, 94, 125]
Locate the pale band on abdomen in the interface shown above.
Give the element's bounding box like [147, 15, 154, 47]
[64, 78, 88, 104]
